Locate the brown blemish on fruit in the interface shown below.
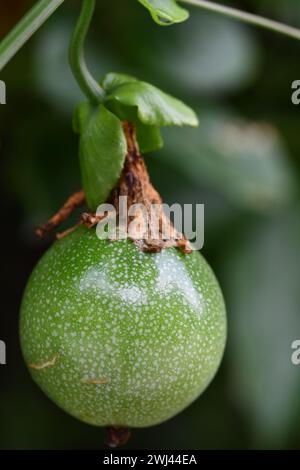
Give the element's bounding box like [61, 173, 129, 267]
[80, 378, 108, 385]
[28, 354, 59, 370]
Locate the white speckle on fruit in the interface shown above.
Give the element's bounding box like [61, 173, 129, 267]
[80, 377, 108, 385]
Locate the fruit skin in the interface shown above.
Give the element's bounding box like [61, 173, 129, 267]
[20, 226, 226, 428]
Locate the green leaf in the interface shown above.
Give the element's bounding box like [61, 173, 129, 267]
[136, 123, 163, 153]
[138, 0, 189, 25]
[77, 104, 127, 211]
[102, 72, 198, 128]
[103, 100, 163, 153]
[102, 73, 138, 91]
[73, 101, 91, 133]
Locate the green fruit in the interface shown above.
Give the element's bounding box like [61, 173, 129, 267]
[20, 226, 226, 428]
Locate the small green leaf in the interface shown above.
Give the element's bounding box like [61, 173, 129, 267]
[108, 81, 198, 126]
[102, 72, 198, 128]
[136, 123, 163, 153]
[138, 0, 189, 25]
[103, 100, 163, 153]
[102, 73, 138, 91]
[78, 104, 127, 211]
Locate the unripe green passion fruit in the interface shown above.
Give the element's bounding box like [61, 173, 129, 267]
[20, 225, 226, 428]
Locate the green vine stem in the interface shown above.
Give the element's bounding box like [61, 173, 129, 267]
[180, 0, 300, 41]
[1, 0, 300, 75]
[69, 0, 104, 103]
[0, 0, 64, 71]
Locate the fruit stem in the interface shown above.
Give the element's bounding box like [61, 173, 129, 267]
[69, 0, 105, 103]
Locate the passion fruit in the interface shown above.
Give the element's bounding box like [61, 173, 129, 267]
[20, 225, 226, 428]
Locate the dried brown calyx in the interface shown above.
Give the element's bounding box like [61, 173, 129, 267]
[36, 121, 192, 254]
[103, 121, 192, 253]
[35, 190, 85, 239]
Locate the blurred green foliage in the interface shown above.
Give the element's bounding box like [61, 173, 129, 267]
[0, 0, 300, 450]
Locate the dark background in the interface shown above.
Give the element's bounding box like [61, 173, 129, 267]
[0, 0, 300, 449]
